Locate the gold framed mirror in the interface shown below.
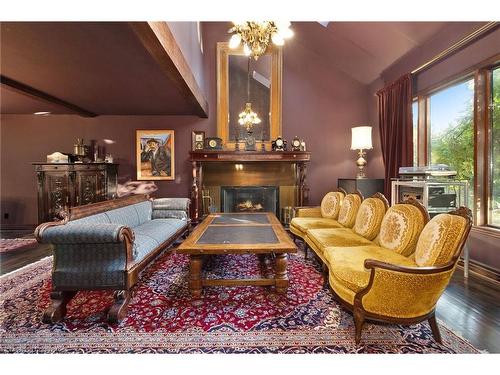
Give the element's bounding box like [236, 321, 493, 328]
[216, 42, 282, 150]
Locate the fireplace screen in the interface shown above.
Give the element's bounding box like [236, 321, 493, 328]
[221, 186, 279, 214]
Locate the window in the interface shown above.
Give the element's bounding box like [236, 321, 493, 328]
[412, 100, 418, 166]
[490, 67, 500, 227]
[428, 78, 475, 209]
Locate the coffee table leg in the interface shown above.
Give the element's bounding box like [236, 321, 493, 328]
[275, 253, 289, 294]
[189, 255, 203, 298]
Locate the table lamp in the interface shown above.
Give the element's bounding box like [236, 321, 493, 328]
[350, 126, 373, 179]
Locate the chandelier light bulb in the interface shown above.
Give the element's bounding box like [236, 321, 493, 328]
[276, 21, 291, 30]
[271, 33, 285, 46]
[281, 27, 294, 39]
[243, 44, 251, 56]
[229, 34, 241, 49]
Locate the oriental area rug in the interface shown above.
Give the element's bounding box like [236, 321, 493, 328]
[0, 248, 480, 354]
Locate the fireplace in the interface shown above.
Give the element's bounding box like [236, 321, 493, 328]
[221, 186, 279, 214]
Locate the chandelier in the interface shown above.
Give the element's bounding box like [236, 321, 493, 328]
[238, 102, 261, 132]
[228, 21, 293, 59]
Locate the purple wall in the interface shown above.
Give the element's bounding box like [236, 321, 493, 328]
[369, 23, 500, 271]
[1, 22, 381, 226]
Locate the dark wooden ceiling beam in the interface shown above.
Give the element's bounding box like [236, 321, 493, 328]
[0, 75, 97, 117]
[129, 22, 209, 118]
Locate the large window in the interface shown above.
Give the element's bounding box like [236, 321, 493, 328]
[490, 67, 500, 227]
[428, 78, 475, 208]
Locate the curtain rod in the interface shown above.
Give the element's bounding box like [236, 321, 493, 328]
[411, 21, 499, 75]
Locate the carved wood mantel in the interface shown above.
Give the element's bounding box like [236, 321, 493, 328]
[189, 151, 311, 221]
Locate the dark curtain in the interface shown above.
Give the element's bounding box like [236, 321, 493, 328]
[376, 74, 413, 202]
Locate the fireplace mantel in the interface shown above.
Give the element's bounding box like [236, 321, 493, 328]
[189, 150, 311, 162]
[189, 151, 311, 221]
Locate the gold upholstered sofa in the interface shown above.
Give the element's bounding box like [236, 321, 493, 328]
[290, 191, 472, 344]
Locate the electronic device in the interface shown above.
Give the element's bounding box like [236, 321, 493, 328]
[398, 165, 457, 179]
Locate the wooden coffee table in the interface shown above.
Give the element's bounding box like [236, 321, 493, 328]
[176, 212, 297, 297]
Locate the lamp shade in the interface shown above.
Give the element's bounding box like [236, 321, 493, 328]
[350, 126, 373, 150]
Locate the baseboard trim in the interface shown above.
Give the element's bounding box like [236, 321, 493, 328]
[0, 224, 36, 232]
[458, 259, 500, 284]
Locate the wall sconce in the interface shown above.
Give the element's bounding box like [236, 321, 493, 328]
[350, 126, 373, 179]
[235, 164, 244, 171]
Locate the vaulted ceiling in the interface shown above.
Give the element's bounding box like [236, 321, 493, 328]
[0, 21, 482, 116]
[0, 22, 207, 117]
[292, 22, 450, 84]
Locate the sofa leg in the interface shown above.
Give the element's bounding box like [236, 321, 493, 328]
[107, 290, 131, 324]
[42, 290, 77, 324]
[353, 307, 365, 345]
[428, 313, 442, 344]
[303, 244, 309, 259]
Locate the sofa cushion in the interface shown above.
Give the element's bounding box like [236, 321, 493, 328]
[378, 204, 425, 256]
[132, 233, 161, 264]
[306, 228, 374, 253]
[414, 214, 467, 266]
[320, 191, 344, 219]
[325, 245, 417, 293]
[68, 213, 111, 226]
[337, 194, 362, 228]
[290, 217, 343, 236]
[353, 197, 387, 240]
[134, 200, 152, 225]
[105, 205, 141, 228]
[133, 219, 187, 246]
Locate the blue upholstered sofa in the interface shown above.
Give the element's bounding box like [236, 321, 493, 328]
[35, 194, 190, 323]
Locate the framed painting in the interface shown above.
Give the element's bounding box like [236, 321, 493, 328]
[136, 130, 175, 180]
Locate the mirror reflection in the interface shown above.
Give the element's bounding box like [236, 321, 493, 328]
[228, 54, 271, 142]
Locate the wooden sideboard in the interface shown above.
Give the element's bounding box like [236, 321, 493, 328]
[33, 163, 118, 223]
[189, 151, 311, 221]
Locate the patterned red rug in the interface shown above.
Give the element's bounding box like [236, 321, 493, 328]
[0, 238, 37, 254]
[0, 249, 480, 353]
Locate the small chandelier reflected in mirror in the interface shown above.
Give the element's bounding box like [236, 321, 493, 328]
[238, 102, 261, 132]
[228, 21, 293, 60]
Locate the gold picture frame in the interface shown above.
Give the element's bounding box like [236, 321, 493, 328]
[136, 130, 175, 180]
[216, 42, 282, 151]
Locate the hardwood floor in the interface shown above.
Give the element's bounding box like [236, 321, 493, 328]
[1, 233, 498, 353]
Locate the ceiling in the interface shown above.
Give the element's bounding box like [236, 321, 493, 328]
[0, 22, 203, 116]
[292, 22, 450, 84]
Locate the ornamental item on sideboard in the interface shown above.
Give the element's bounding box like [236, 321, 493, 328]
[291, 136, 301, 151]
[46, 152, 69, 163]
[300, 139, 307, 151]
[272, 136, 287, 151]
[192, 130, 205, 151]
[204, 137, 223, 150]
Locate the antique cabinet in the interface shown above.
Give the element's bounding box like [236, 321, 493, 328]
[337, 178, 385, 199]
[33, 163, 118, 223]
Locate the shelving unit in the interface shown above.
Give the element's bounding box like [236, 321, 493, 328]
[391, 178, 470, 278]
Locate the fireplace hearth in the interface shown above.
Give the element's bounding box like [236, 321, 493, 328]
[221, 186, 279, 214]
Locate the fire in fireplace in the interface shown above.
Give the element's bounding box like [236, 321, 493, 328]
[221, 186, 279, 214]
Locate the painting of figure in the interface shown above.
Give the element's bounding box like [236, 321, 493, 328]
[136, 130, 175, 180]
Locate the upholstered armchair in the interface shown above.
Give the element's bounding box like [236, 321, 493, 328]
[289, 189, 347, 241]
[326, 204, 472, 345]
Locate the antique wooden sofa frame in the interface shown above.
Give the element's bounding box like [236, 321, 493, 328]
[35, 194, 190, 324]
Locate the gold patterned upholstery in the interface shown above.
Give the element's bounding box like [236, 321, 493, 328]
[290, 217, 343, 237]
[414, 213, 468, 266]
[324, 204, 472, 345]
[352, 197, 388, 240]
[289, 191, 346, 239]
[377, 203, 426, 256]
[337, 194, 362, 228]
[306, 228, 374, 257]
[320, 191, 345, 218]
[326, 245, 417, 304]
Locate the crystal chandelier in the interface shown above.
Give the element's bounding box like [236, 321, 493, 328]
[228, 21, 293, 59]
[238, 102, 261, 132]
